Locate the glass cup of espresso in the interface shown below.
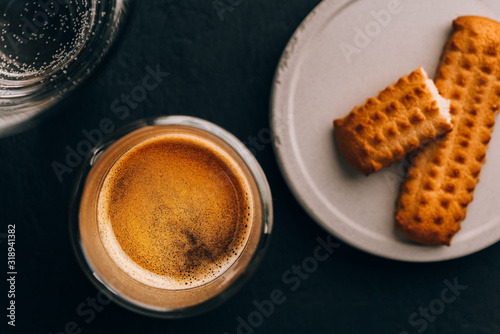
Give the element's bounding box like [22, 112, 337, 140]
[69, 116, 273, 318]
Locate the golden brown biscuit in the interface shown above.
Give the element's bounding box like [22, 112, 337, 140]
[396, 16, 500, 246]
[334, 67, 452, 175]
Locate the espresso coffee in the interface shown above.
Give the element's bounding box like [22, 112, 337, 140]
[78, 123, 267, 311]
[97, 134, 252, 289]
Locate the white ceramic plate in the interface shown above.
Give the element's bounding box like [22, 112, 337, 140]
[271, 0, 500, 262]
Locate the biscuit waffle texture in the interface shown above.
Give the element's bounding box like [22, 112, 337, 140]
[396, 16, 500, 246]
[334, 67, 452, 175]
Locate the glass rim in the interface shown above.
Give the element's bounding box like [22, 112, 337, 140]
[68, 115, 274, 318]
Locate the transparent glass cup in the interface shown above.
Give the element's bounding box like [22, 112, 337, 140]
[0, 0, 134, 136]
[69, 116, 273, 318]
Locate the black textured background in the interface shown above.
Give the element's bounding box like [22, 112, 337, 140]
[1, 1, 500, 333]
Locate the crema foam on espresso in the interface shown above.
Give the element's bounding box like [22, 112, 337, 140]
[97, 134, 253, 290]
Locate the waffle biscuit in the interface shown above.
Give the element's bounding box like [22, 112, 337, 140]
[334, 67, 452, 175]
[396, 16, 500, 246]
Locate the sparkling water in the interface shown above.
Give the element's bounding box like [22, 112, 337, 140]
[0, 0, 93, 80]
[0, 0, 132, 135]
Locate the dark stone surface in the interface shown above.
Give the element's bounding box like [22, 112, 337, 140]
[1, 0, 499, 333]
